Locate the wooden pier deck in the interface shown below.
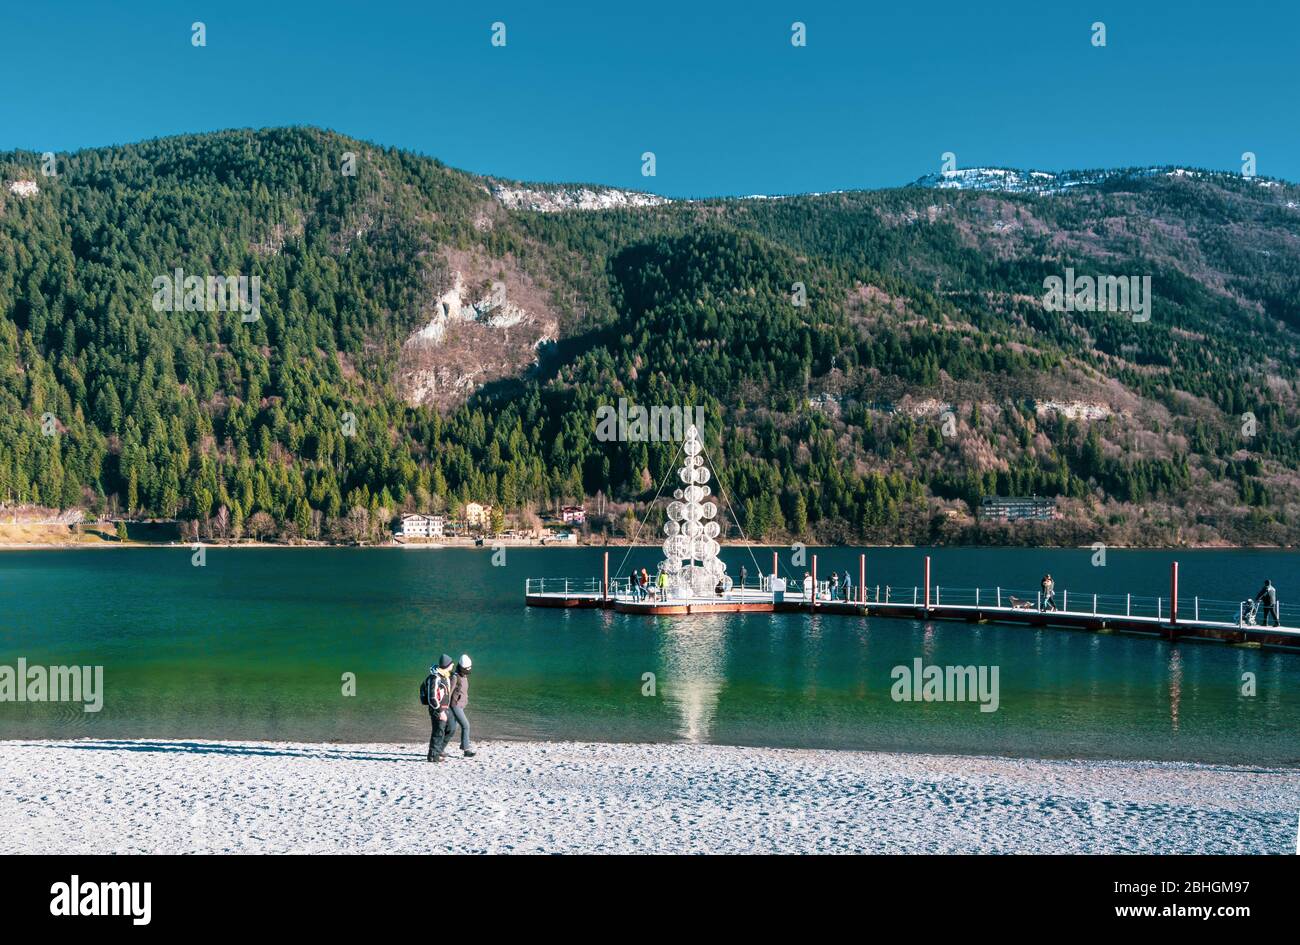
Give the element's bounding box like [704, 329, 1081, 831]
[525, 556, 1299, 652]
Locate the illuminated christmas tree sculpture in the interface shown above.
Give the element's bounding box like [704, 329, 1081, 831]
[660, 425, 729, 598]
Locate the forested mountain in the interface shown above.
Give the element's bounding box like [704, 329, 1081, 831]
[2, 128, 1298, 545]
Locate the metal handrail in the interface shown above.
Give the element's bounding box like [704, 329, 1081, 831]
[526, 576, 1281, 625]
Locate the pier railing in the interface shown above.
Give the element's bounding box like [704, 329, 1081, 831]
[803, 583, 1278, 626]
[529, 575, 1281, 628]
[525, 577, 605, 596]
[525, 576, 640, 597]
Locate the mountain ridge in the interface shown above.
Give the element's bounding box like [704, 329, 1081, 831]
[1, 127, 1297, 546]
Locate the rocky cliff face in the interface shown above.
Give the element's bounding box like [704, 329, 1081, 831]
[397, 255, 558, 409]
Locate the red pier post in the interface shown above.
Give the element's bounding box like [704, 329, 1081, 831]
[924, 555, 931, 612]
[603, 551, 609, 604]
[859, 553, 866, 605]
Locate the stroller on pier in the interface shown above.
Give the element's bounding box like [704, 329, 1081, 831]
[1239, 599, 1260, 627]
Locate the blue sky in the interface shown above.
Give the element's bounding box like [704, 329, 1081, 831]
[2, 1, 1296, 197]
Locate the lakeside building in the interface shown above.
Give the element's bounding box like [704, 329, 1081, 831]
[464, 503, 493, 528]
[978, 496, 1057, 522]
[561, 505, 586, 524]
[397, 513, 444, 538]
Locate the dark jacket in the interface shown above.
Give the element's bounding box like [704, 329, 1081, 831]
[421, 670, 452, 709]
[450, 672, 470, 708]
[1256, 584, 1277, 607]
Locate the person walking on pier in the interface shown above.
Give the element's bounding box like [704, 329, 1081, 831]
[1040, 574, 1056, 611]
[656, 567, 667, 601]
[1254, 580, 1280, 627]
[842, 570, 853, 603]
[739, 565, 747, 589]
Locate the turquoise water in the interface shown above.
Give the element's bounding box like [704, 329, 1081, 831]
[0, 546, 1297, 764]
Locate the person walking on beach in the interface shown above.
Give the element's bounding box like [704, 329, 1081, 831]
[421, 654, 455, 762]
[1254, 579, 1280, 627]
[446, 654, 476, 758]
[1040, 574, 1056, 612]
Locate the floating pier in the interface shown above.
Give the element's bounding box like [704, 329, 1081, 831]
[526, 552, 1300, 652]
[529, 429, 1297, 651]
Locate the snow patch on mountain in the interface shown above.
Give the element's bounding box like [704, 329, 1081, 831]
[488, 180, 671, 213]
[913, 166, 1282, 196]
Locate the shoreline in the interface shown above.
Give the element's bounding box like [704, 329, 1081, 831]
[1, 540, 1297, 551]
[4, 737, 1297, 854]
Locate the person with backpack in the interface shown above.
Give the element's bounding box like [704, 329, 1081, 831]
[446, 654, 476, 758]
[420, 654, 455, 762]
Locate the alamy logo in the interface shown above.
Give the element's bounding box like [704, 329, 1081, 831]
[890, 658, 999, 712]
[595, 399, 706, 443]
[0, 658, 103, 712]
[152, 267, 261, 322]
[50, 876, 151, 925]
[1043, 267, 1150, 322]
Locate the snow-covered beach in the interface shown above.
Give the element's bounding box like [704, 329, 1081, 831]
[2, 739, 1296, 854]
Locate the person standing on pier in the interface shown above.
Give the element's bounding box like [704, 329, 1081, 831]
[830, 572, 841, 601]
[842, 570, 853, 602]
[1255, 580, 1280, 627]
[739, 565, 748, 589]
[1041, 574, 1056, 611]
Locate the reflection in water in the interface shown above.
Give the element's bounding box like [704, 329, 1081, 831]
[656, 615, 728, 743]
[1169, 648, 1183, 733]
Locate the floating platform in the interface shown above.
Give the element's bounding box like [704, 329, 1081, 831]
[525, 573, 1300, 652]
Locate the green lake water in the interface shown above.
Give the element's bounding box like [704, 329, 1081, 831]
[1, 546, 1297, 764]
